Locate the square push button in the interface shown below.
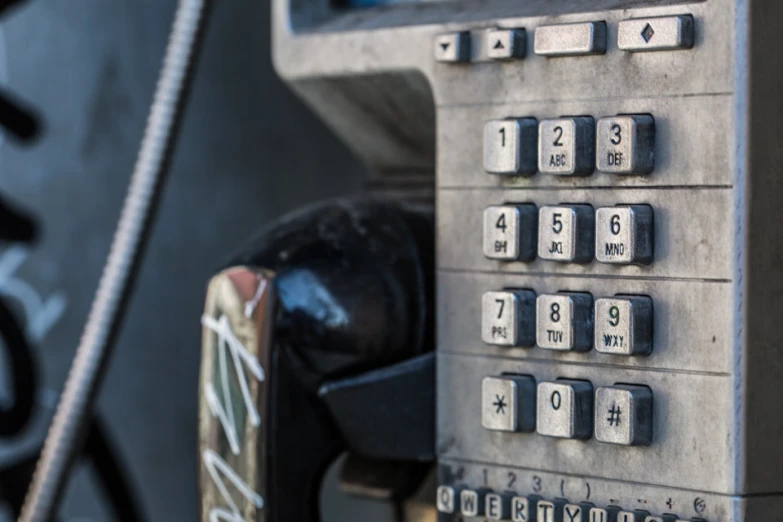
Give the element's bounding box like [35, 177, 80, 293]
[595, 384, 653, 446]
[485, 492, 513, 520]
[538, 117, 596, 176]
[461, 489, 485, 517]
[538, 204, 595, 263]
[482, 375, 536, 432]
[487, 28, 526, 60]
[482, 290, 536, 347]
[483, 204, 538, 261]
[434, 32, 471, 62]
[536, 292, 594, 352]
[537, 380, 594, 439]
[595, 205, 654, 265]
[594, 295, 653, 356]
[596, 115, 655, 175]
[485, 119, 538, 175]
[436, 486, 458, 513]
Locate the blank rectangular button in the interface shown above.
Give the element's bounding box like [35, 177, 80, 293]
[534, 22, 607, 56]
[618, 15, 694, 52]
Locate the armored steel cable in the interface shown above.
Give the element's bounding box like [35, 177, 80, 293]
[18, 0, 211, 519]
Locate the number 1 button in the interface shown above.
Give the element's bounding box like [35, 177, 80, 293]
[484, 119, 538, 175]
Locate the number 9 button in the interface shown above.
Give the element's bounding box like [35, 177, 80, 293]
[594, 295, 653, 356]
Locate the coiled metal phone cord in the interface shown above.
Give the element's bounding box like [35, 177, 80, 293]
[19, 0, 211, 519]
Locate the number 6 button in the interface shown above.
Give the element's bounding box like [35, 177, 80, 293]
[594, 295, 654, 356]
[595, 205, 654, 265]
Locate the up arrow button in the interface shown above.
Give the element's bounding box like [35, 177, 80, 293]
[487, 28, 527, 60]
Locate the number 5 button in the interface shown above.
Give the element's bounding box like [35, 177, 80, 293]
[595, 205, 654, 265]
[538, 204, 595, 263]
[594, 295, 653, 356]
[596, 115, 655, 175]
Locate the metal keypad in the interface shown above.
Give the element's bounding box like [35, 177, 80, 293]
[594, 295, 654, 356]
[595, 205, 654, 265]
[487, 28, 526, 60]
[536, 380, 594, 439]
[538, 204, 595, 263]
[595, 385, 654, 446]
[485, 119, 538, 175]
[482, 375, 537, 432]
[538, 117, 596, 176]
[536, 292, 594, 352]
[484, 204, 538, 261]
[596, 115, 655, 175]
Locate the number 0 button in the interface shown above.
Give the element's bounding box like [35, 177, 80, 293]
[538, 205, 595, 263]
[596, 115, 655, 175]
[537, 380, 594, 439]
[595, 205, 654, 265]
[538, 117, 595, 176]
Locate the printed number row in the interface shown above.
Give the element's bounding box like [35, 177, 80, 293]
[482, 290, 653, 356]
[484, 204, 654, 265]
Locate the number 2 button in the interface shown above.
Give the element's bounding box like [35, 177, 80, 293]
[538, 117, 595, 176]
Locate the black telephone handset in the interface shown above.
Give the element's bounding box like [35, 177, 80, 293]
[198, 200, 435, 522]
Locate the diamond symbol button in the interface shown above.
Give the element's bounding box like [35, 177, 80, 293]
[640, 23, 655, 43]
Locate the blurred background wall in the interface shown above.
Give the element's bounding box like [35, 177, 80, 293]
[0, 0, 381, 519]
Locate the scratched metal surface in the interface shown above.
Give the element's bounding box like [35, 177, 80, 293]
[272, 0, 783, 519]
[0, 0, 374, 520]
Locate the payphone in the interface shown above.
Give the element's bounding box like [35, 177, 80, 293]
[199, 0, 783, 520]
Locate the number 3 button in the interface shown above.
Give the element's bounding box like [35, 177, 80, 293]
[596, 115, 655, 175]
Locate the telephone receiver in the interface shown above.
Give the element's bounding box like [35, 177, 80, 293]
[198, 199, 436, 522]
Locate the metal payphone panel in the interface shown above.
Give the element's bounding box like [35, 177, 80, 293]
[272, 0, 783, 519]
